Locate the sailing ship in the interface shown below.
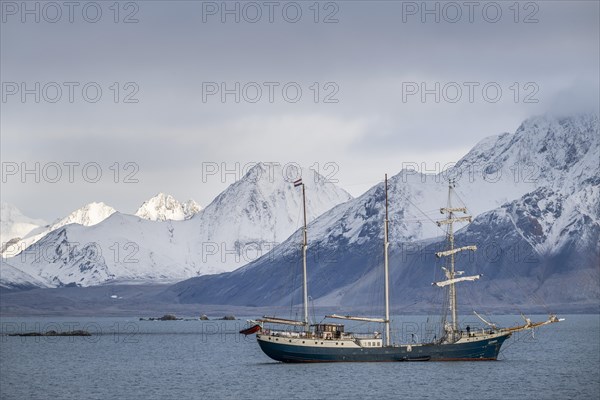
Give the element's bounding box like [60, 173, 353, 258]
[241, 175, 563, 362]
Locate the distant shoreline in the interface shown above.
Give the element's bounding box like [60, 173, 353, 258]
[1, 285, 597, 318]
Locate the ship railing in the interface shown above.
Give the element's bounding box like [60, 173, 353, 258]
[458, 328, 496, 338]
[349, 332, 380, 339]
[264, 329, 311, 338]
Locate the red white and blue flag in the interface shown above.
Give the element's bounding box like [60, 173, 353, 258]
[293, 178, 303, 187]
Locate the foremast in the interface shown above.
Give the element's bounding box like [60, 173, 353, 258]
[435, 179, 479, 342]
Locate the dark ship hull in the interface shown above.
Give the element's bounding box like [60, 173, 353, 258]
[256, 332, 511, 363]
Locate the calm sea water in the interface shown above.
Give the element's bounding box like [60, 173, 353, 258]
[0, 314, 598, 399]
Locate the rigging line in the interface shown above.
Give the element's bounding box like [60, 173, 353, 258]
[295, 197, 303, 230]
[427, 256, 446, 340]
[289, 200, 304, 322]
[484, 271, 527, 318]
[403, 214, 440, 219]
[451, 183, 470, 209]
[288, 253, 301, 321]
[310, 296, 317, 326]
[393, 196, 449, 238]
[367, 263, 377, 318]
[491, 233, 553, 313]
[452, 182, 551, 315]
[368, 176, 449, 238]
[369, 248, 385, 320]
[506, 264, 551, 315]
[339, 179, 382, 188]
[475, 236, 552, 315]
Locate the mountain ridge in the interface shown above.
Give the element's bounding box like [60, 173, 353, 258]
[0, 203, 47, 245]
[135, 193, 201, 221]
[1, 164, 352, 287]
[2, 113, 597, 311]
[162, 113, 599, 309]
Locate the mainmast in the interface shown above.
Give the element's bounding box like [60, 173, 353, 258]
[324, 175, 393, 339]
[301, 181, 309, 331]
[435, 179, 478, 341]
[383, 174, 391, 346]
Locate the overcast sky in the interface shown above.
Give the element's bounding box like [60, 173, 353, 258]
[1, 0, 598, 221]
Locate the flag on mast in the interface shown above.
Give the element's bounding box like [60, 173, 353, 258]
[293, 178, 303, 187]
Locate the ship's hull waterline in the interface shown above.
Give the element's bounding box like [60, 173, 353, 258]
[256, 333, 511, 363]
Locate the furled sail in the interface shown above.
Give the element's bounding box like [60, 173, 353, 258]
[432, 274, 481, 288]
[435, 245, 477, 258]
[436, 216, 472, 226]
[326, 314, 387, 323]
[258, 316, 307, 326]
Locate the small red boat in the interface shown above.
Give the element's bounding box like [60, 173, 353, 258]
[239, 324, 261, 335]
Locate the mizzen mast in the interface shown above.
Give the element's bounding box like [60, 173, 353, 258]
[299, 179, 309, 331]
[383, 174, 391, 346]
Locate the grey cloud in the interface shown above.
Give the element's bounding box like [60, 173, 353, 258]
[1, 0, 598, 219]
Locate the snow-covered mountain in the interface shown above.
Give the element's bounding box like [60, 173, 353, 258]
[195, 163, 353, 260]
[1, 202, 116, 259]
[1, 164, 352, 287]
[3, 113, 597, 306]
[183, 199, 201, 218]
[55, 202, 117, 227]
[135, 193, 201, 221]
[163, 113, 599, 309]
[0, 203, 47, 246]
[0, 259, 51, 290]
